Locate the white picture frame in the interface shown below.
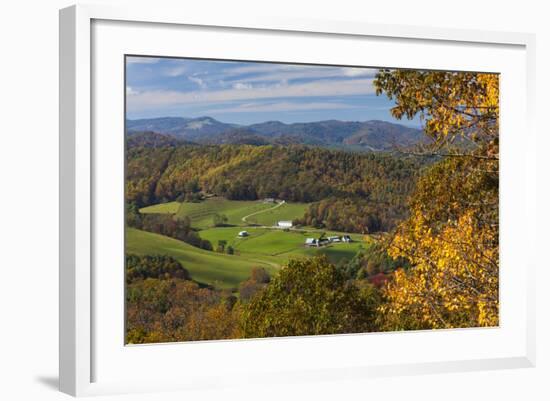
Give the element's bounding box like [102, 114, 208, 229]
[59, 4, 536, 397]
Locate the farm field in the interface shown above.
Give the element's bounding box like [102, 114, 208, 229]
[139, 201, 180, 214]
[133, 198, 368, 289]
[127, 224, 368, 289]
[244, 202, 308, 226]
[200, 226, 366, 264]
[126, 227, 278, 289]
[139, 197, 308, 229]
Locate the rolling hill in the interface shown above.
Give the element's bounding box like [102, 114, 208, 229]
[126, 116, 238, 141]
[126, 227, 278, 288]
[126, 116, 424, 150]
[140, 198, 308, 229]
[126, 224, 366, 289]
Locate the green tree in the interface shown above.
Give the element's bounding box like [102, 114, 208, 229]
[184, 178, 200, 193]
[212, 213, 228, 227]
[240, 256, 379, 338]
[216, 240, 227, 253]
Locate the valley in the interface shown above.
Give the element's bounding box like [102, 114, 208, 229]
[134, 197, 366, 289]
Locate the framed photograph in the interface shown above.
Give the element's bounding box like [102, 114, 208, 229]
[59, 4, 536, 396]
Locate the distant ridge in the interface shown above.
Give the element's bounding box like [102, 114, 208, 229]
[126, 116, 425, 151]
[126, 116, 238, 141]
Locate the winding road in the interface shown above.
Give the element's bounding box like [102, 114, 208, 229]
[241, 200, 285, 224]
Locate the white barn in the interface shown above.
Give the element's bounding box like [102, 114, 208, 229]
[277, 220, 293, 228]
[305, 238, 318, 247]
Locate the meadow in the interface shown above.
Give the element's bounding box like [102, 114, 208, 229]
[133, 198, 367, 289]
[126, 227, 278, 288]
[140, 197, 308, 229]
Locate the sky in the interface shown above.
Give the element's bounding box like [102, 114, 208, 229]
[125, 56, 421, 126]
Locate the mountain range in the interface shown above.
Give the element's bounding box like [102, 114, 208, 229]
[126, 116, 425, 151]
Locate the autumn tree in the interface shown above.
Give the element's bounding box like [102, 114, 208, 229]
[250, 267, 270, 284]
[240, 256, 379, 338]
[126, 254, 191, 283]
[126, 278, 240, 343]
[238, 267, 271, 302]
[374, 70, 499, 155]
[374, 70, 499, 329]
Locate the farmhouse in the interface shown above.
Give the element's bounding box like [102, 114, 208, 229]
[342, 235, 351, 242]
[278, 220, 293, 228]
[305, 238, 319, 247]
[238, 231, 249, 237]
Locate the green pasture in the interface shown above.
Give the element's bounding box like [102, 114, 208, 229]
[199, 226, 367, 266]
[244, 202, 308, 226]
[176, 198, 274, 228]
[126, 228, 278, 289]
[139, 198, 308, 230]
[127, 226, 367, 289]
[132, 198, 369, 289]
[139, 201, 180, 214]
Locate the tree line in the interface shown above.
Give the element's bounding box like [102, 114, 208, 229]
[126, 254, 385, 344]
[126, 203, 213, 251]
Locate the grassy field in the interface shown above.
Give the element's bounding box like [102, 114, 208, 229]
[126, 227, 278, 289]
[176, 198, 274, 228]
[139, 198, 308, 229]
[127, 226, 367, 289]
[244, 202, 308, 226]
[139, 201, 180, 214]
[132, 198, 369, 289]
[200, 227, 366, 266]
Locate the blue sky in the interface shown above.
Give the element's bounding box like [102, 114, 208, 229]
[125, 56, 421, 127]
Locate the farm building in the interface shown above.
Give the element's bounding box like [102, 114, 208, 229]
[342, 235, 351, 242]
[305, 238, 319, 247]
[327, 236, 341, 242]
[278, 220, 293, 228]
[238, 231, 249, 237]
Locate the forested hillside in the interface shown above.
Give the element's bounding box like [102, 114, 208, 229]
[126, 144, 427, 232]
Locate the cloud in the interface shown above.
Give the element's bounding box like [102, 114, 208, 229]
[206, 101, 358, 114]
[188, 76, 207, 88]
[222, 64, 376, 84]
[126, 56, 159, 64]
[223, 63, 297, 76]
[232, 82, 253, 90]
[342, 67, 374, 77]
[126, 86, 139, 95]
[164, 66, 187, 77]
[127, 78, 376, 111]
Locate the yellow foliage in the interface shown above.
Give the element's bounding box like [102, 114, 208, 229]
[374, 71, 499, 150]
[382, 208, 498, 329]
[375, 70, 499, 330]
